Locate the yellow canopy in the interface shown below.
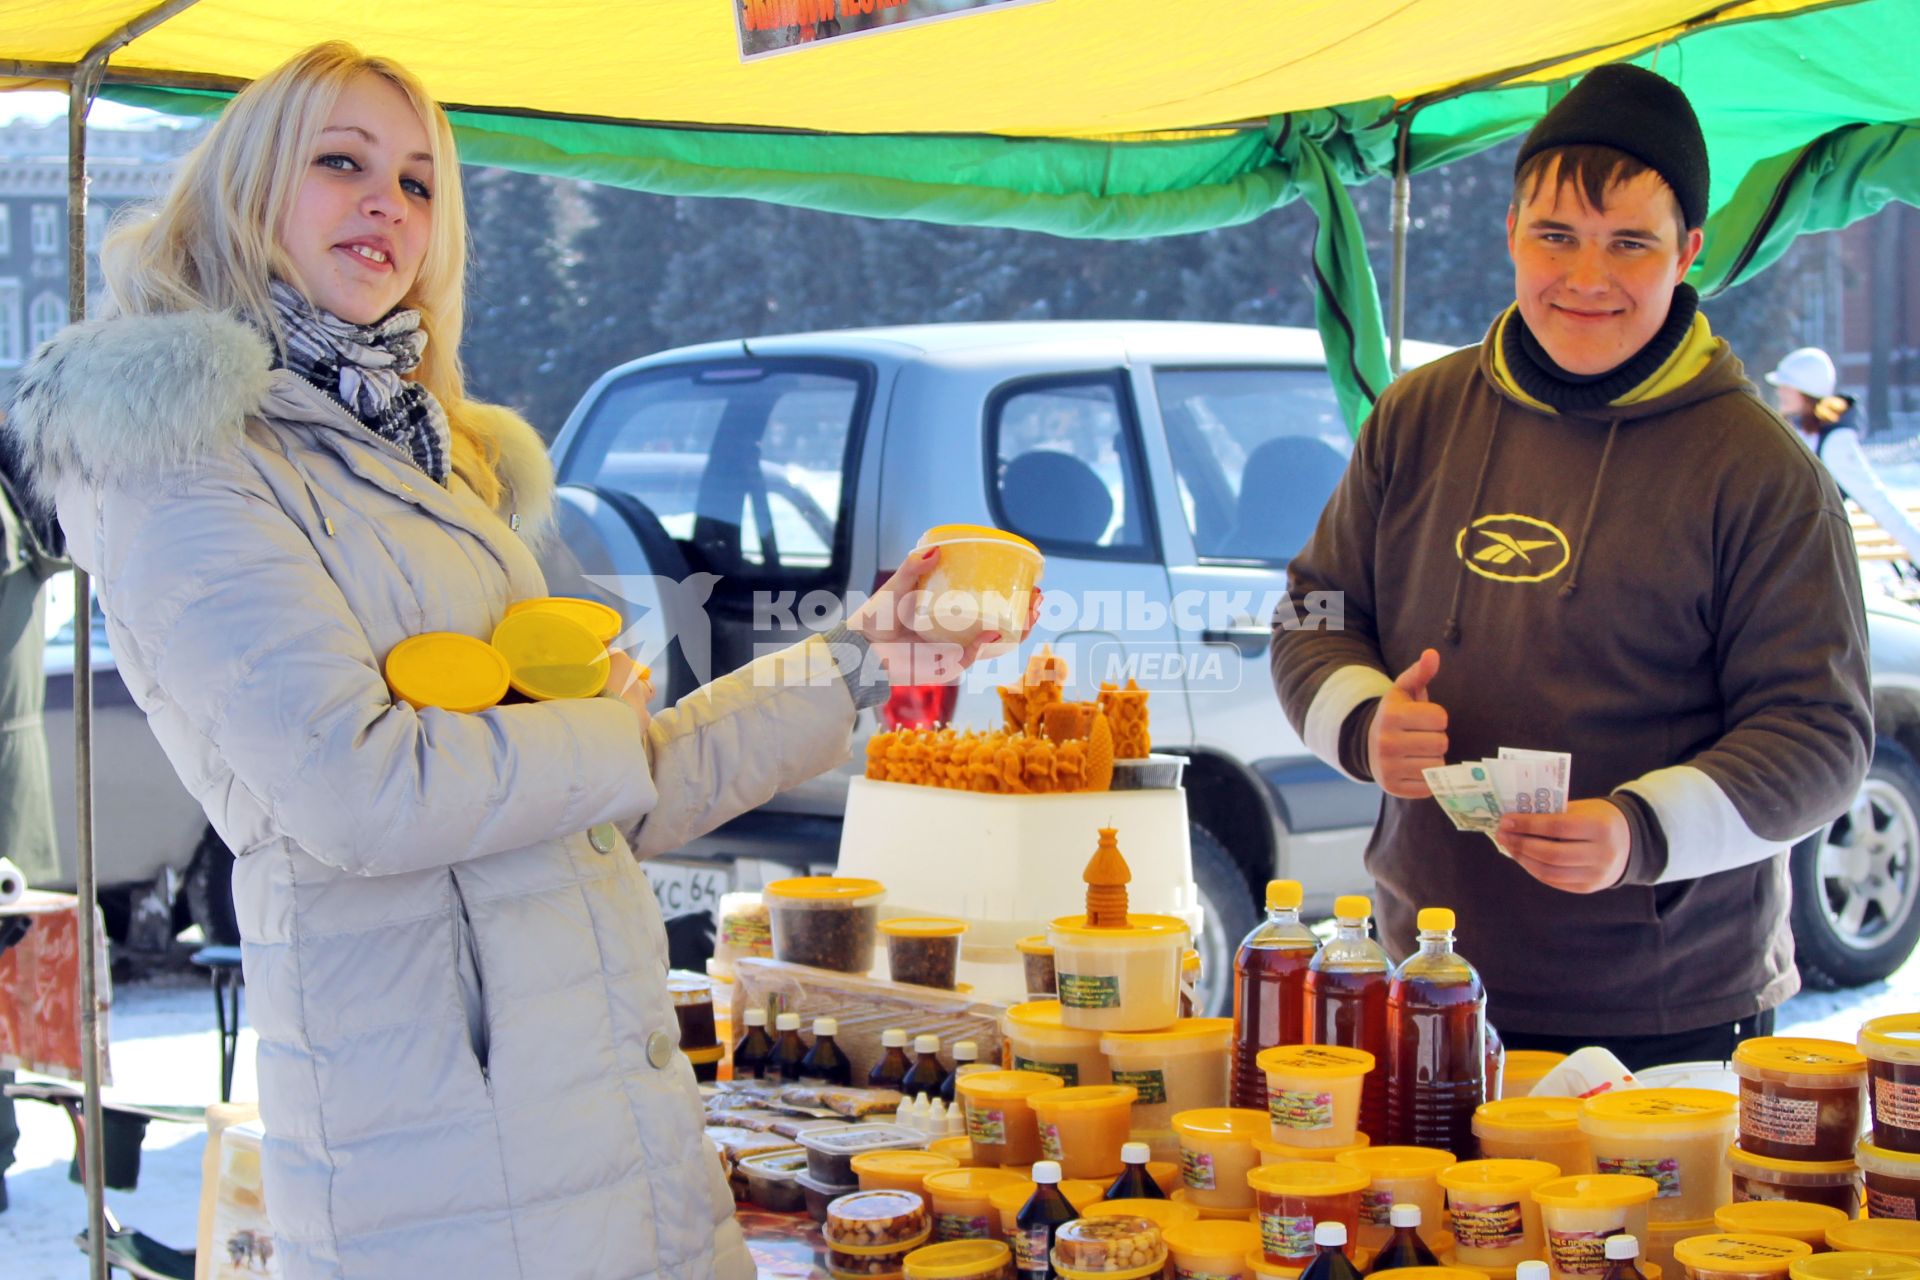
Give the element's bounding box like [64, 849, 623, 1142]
[2, 0, 1841, 137]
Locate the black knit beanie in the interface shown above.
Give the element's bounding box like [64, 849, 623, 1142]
[1514, 63, 1709, 230]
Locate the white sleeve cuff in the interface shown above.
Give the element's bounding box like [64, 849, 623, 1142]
[1303, 664, 1395, 781]
[1616, 764, 1802, 883]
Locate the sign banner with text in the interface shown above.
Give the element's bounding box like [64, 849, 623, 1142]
[737, 0, 1045, 60]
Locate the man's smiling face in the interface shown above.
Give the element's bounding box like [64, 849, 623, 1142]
[1506, 159, 1704, 376]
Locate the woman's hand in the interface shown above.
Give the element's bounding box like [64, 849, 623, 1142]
[848, 546, 1043, 686]
[605, 650, 654, 735]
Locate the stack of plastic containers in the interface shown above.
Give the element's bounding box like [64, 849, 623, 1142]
[1579, 1088, 1738, 1274]
[1724, 1038, 1869, 1220]
[1860, 1018, 1920, 1220]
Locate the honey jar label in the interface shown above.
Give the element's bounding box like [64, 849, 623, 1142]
[719, 914, 771, 950]
[1548, 1229, 1614, 1276]
[1014, 1056, 1080, 1087]
[1014, 1226, 1052, 1273]
[1269, 1088, 1335, 1132]
[1596, 1155, 1682, 1197]
[1741, 1090, 1820, 1147]
[1875, 1077, 1920, 1132]
[1259, 1210, 1315, 1261]
[968, 1106, 1007, 1146]
[1112, 1068, 1167, 1105]
[1867, 1186, 1918, 1219]
[1182, 1149, 1218, 1190]
[1176, 1271, 1239, 1280]
[1451, 1201, 1526, 1251]
[1058, 973, 1122, 1009]
[1361, 1189, 1396, 1226]
[1040, 1122, 1065, 1161]
[936, 1212, 994, 1241]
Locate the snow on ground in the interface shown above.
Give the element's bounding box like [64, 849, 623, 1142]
[2, 952, 1917, 1278]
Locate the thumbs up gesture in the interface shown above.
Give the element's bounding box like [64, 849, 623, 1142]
[1367, 648, 1449, 799]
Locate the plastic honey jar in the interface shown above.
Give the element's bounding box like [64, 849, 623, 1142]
[1532, 1174, 1661, 1280]
[1859, 1017, 1920, 1156]
[1732, 1039, 1868, 1164]
[1247, 1161, 1372, 1268]
[1672, 1234, 1813, 1280]
[1437, 1158, 1561, 1271]
[1579, 1089, 1736, 1222]
[1335, 1146, 1456, 1252]
[1005, 1001, 1111, 1088]
[1715, 1201, 1851, 1251]
[1477, 1098, 1593, 1174]
[1723, 1143, 1861, 1215]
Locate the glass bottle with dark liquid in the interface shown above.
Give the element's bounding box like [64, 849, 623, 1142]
[799, 1016, 853, 1086]
[940, 1040, 979, 1105]
[1013, 1160, 1077, 1280]
[733, 1006, 775, 1080]
[869, 1028, 912, 1089]
[1306, 895, 1391, 1144]
[1232, 879, 1320, 1110]
[768, 1012, 810, 1083]
[1300, 1221, 1364, 1280]
[1366, 1203, 1440, 1274]
[903, 1033, 947, 1099]
[1387, 907, 1485, 1156]
[1102, 1141, 1166, 1201]
[1601, 1234, 1650, 1280]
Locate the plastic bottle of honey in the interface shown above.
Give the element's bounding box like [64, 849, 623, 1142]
[799, 1017, 852, 1086]
[1300, 1221, 1364, 1280]
[1366, 1204, 1440, 1274]
[869, 1028, 912, 1089]
[768, 1012, 810, 1083]
[733, 1007, 775, 1080]
[1233, 879, 1320, 1110]
[903, 1033, 947, 1098]
[1387, 907, 1485, 1156]
[1307, 895, 1392, 1143]
[1600, 1234, 1650, 1280]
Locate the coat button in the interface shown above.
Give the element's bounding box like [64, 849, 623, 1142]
[646, 1029, 674, 1069]
[588, 823, 618, 854]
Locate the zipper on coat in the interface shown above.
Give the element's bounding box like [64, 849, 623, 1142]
[450, 875, 491, 1079]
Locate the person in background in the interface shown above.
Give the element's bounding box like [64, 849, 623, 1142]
[1767, 346, 1920, 563]
[0, 413, 67, 1213]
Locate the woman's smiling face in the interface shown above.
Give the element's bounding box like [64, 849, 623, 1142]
[279, 72, 434, 324]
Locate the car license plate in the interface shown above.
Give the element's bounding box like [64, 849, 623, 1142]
[643, 860, 732, 919]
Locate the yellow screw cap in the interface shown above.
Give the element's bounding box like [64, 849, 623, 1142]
[1418, 907, 1457, 932]
[1267, 880, 1303, 911]
[1334, 895, 1373, 921]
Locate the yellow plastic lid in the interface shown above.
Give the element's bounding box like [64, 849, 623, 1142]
[880, 916, 968, 938]
[505, 595, 624, 644]
[1856, 1136, 1920, 1177]
[682, 1045, 726, 1065]
[954, 1069, 1068, 1103]
[1732, 1037, 1868, 1075]
[1723, 1141, 1858, 1178]
[1829, 1223, 1920, 1259]
[1100, 1018, 1235, 1047]
[1184, 949, 1202, 974]
[1714, 1201, 1849, 1239]
[1255, 1133, 1372, 1163]
[1417, 907, 1457, 931]
[1247, 1250, 1304, 1280]
[904, 1240, 1014, 1279]
[853, 1150, 960, 1182]
[1334, 895, 1373, 920]
[1164, 1219, 1262, 1258]
[1049, 912, 1191, 941]
[1367, 1271, 1485, 1280]
[1084, 1198, 1202, 1230]
[1257, 1044, 1378, 1077]
[1247, 1160, 1372, 1198]
[1017, 934, 1055, 956]
[1859, 1015, 1920, 1065]
[763, 876, 886, 903]
[1171, 1107, 1271, 1142]
[1006, 1000, 1074, 1031]
[1268, 881, 1304, 911]
[1673, 1235, 1813, 1275]
[917, 523, 1042, 556]
[922, 1167, 1028, 1199]
[1791, 1255, 1920, 1280]
[1530, 1173, 1661, 1208]
[384, 632, 511, 713]
[1581, 1087, 1737, 1130]
[1029, 1085, 1138, 1114]
[1437, 1158, 1563, 1198]
[1475, 1097, 1585, 1134]
[927, 1135, 974, 1165]
[1336, 1145, 1457, 1180]
[490, 609, 610, 700]
[1504, 1050, 1569, 1074]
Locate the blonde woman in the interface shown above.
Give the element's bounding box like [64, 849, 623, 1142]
[7, 43, 997, 1279]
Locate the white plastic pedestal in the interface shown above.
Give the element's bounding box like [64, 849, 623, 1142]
[834, 776, 1201, 1002]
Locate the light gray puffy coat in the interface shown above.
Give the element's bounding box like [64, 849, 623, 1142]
[8, 310, 860, 1279]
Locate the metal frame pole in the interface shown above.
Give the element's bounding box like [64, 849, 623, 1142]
[1389, 113, 1411, 377]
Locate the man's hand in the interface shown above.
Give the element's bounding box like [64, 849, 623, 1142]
[1368, 648, 1448, 799]
[1497, 799, 1631, 893]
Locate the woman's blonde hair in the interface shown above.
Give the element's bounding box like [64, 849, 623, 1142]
[100, 40, 513, 504]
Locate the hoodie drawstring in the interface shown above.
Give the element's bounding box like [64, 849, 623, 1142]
[1442, 403, 1502, 645]
[1559, 418, 1620, 599]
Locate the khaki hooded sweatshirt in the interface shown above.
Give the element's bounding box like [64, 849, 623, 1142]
[1270, 308, 1872, 1036]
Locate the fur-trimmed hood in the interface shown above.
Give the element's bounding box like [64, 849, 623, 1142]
[4, 309, 554, 537]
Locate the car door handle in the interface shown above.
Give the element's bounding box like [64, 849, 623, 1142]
[1201, 626, 1270, 655]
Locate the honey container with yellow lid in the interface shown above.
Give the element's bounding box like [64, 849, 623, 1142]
[1579, 1089, 1736, 1221]
[1732, 1038, 1867, 1164]
[490, 609, 610, 700]
[384, 632, 511, 713]
[1672, 1234, 1813, 1280]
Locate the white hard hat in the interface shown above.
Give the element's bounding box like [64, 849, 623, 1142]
[1765, 347, 1837, 399]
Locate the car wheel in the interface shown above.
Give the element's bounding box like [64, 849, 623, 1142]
[184, 825, 241, 947]
[1791, 740, 1920, 990]
[1191, 822, 1258, 1017]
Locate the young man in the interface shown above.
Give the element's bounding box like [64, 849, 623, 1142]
[1270, 64, 1872, 1068]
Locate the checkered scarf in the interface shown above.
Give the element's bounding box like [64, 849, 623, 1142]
[268, 280, 450, 485]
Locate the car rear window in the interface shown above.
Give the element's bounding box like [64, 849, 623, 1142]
[558, 359, 869, 581]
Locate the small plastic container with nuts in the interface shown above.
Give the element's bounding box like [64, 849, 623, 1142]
[1050, 1214, 1169, 1280]
[827, 1189, 935, 1250]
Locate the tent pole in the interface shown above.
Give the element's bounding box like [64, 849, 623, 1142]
[1389, 113, 1411, 377]
[66, 60, 108, 1280]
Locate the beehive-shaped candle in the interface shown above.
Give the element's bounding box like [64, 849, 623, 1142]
[1083, 826, 1132, 927]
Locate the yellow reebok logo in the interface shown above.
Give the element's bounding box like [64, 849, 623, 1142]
[1453, 513, 1572, 583]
